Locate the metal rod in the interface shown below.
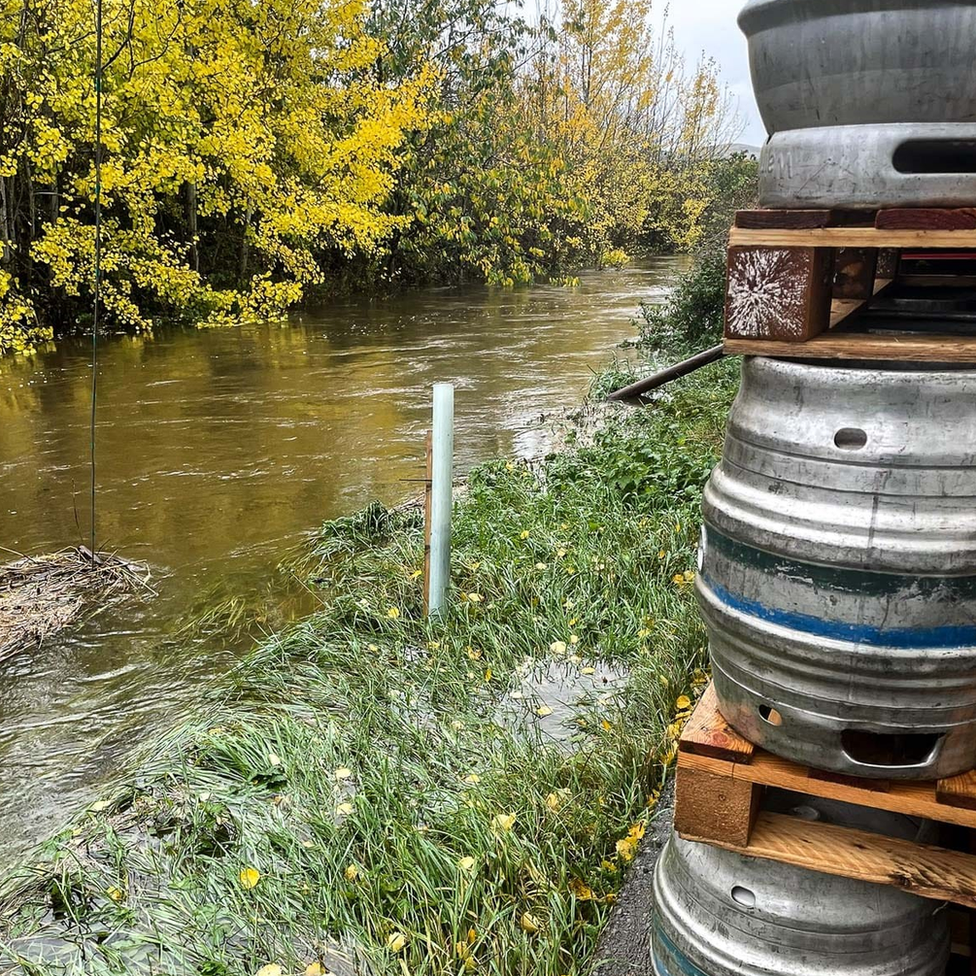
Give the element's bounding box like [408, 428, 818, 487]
[90, 0, 103, 564]
[606, 344, 726, 402]
[427, 383, 454, 615]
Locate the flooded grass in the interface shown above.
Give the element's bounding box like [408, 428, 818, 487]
[0, 360, 737, 976]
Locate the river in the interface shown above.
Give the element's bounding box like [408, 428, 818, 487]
[0, 257, 683, 859]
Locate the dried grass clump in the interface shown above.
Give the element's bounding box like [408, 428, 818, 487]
[0, 548, 153, 660]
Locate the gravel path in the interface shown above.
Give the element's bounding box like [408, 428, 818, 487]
[591, 780, 674, 976]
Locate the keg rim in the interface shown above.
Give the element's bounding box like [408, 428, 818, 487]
[739, 0, 976, 34]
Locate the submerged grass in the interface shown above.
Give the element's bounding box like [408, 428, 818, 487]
[0, 361, 738, 976]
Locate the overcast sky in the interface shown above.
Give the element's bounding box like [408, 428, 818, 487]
[652, 1, 767, 148]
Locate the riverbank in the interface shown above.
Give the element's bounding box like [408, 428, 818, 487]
[0, 353, 737, 975]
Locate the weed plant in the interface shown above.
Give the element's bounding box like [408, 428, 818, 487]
[0, 363, 738, 976]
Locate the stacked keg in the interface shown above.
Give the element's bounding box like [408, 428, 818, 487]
[652, 1, 976, 972]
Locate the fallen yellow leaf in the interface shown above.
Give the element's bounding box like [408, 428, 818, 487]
[675, 695, 692, 710]
[535, 705, 554, 718]
[344, 863, 359, 882]
[492, 812, 516, 832]
[336, 802, 354, 816]
[305, 963, 326, 976]
[255, 966, 282, 976]
[549, 640, 567, 655]
[239, 867, 261, 890]
[580, 666, 596, 676]
[458, 855, 476, 871]
[545, 790, 569, 812]
[520, 912, 541, 933]
[616, 837, 637, 862]
[334, 767, 353, 781]
[464, 773, 482, 784]
[106, 886, 124, 903]
[388, 932, 407, 952]
[569, 878, 593, 901]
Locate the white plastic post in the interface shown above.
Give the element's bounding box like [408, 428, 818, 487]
[428, 383, 454, 615]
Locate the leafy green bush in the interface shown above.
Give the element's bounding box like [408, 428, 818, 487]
[637, 250, 726, 357]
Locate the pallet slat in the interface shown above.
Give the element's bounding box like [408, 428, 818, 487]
[679, 684, 755, 763]
[724, 332, 976, 362]
[677, 687, 976, 828]
[681, 811, 976, 910]
[730, 226, 976, 249]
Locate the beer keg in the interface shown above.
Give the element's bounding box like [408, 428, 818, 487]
[739, 0, 976, 208]
[652, 794, 949, 976]
[697, 356, 976, 779]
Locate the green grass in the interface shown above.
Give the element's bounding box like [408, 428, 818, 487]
[0, 361, 738, 976]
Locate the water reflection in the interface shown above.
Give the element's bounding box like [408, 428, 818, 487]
[0, 258, 683, 858]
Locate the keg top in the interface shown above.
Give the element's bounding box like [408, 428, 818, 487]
[739, 0, 976, 33]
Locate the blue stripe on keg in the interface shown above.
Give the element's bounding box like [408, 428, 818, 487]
[702, 575, 976, 648]
[652, 923, 710, 976]
[702, 527, 976, 649]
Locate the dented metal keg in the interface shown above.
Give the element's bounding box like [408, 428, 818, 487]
[696, 356, 976, 779]
[739, 0, 976, 208]
[652, 794, 949, 976]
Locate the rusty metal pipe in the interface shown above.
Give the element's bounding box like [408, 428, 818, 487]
[606, 344, 725, 402]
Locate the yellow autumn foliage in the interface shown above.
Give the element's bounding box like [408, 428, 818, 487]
[0, 0, 433, 347]
[0, 0, 750, 352]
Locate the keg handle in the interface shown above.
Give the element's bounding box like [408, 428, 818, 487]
[840, 729, 945, 773]
[893, 139, 976, 176]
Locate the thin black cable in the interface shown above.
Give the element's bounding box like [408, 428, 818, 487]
[90, 0, 103, 564]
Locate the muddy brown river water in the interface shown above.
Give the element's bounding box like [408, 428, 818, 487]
[0, 258, 683, 859]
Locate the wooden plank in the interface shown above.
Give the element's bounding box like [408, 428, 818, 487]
[833, 247, 879, 300]
[877, 248, 900, 278]
[677, 748, 976, 830]
[877, 208, 976, 231]
[725, 246, 834, 342]
[939, 771, 976, 812]
[725, 752, 976, 830]
[681, 810, 976, 909]
[823, 276, 892, 332]
[724, 331, 976, 363]
[674, 761, 760, 847]
[807, 766, 891, 793]
[679, 683, 756, 763]
[948, 907, 971, 957]
[735, 210, 835, 230]
[899, 274, 976, 288]
[730, 227, 976, 249]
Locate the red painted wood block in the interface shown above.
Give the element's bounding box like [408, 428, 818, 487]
[725, 246, 834, 342]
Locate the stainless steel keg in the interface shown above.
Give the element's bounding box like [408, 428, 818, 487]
[696, 356, 976, 779]
[652, 794, 949, 976]
[739, 0, 976, 208]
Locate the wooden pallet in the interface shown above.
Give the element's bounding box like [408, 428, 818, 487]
[723, 207, 976, 361]
[675, 685, 976, 909]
